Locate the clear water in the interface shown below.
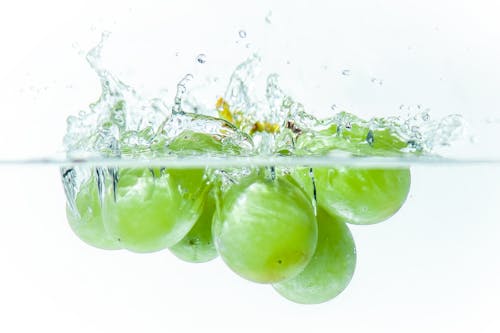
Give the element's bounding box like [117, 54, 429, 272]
[1, 163, 499, 332]
[1, 33, 500, 333]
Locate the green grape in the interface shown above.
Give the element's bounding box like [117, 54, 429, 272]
[273, 207, 356, 304]
[102, 168, 205, 253]
[294, 167, 411, 225]
[169, 130, 225, 153]
[168, 129, 242, 155]
[66, 174, 121, 250]
[295, 112, 414, 157]
[169, 189, 218, 263]
[212, 174, 318, 284]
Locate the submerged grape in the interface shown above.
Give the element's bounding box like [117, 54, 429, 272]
[213, 174, 318, 284]
[169, 188, 218, 263]
[273, 208, 356, 304]
[295, 167, 411, 225]
[66, 173, 121, 250]
[102, 168, 205, 253]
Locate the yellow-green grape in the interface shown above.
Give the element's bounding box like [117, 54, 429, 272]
[295, 167, 411, 225]
[212, 175, 318, 284]
[168, 129, 242, 155]
[66, 175, 121, 250]
[273, 208, 356, 304]
[169, 190, 217, 263]
[296, 112, 413, 157]
[102, 168, 204, 253]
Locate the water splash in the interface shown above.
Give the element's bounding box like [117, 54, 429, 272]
[64, 33, 168, 158]
[64, 35, 465, 162]
[196, 54, 207, 64]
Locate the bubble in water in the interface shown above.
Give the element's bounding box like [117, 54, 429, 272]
[366, 130, 374, 145]
[196, 54, 207, 64]
[239, 30, 247, 38]
[341, 69, 351, 76]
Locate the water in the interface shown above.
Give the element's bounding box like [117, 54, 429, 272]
[1, 164, 499, 332]
[1, 36, 500, 333]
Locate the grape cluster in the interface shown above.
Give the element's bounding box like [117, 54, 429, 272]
[63, 102, 412, 304]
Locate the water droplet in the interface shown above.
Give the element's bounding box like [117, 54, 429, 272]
[239, 30, 247, 38]
[341, 69, 351, 76]
[196, 54, 206, 64]
[265, 11, 272, 24]
[172, 74, 194, 114]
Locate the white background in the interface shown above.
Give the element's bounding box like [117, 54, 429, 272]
[0, 1, 499, 332]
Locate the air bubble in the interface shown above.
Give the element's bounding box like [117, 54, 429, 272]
[366, 130, 374, 145]
[239, 30, 247, 38]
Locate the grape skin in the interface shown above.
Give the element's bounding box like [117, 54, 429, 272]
[273, 208, 356, 304]
[295, 167, 411, 225]
[169, 189, 218, 263]
[102, 168, 205, 253]
[213, 175, 318, 284]
[66, 175, 121, 250]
